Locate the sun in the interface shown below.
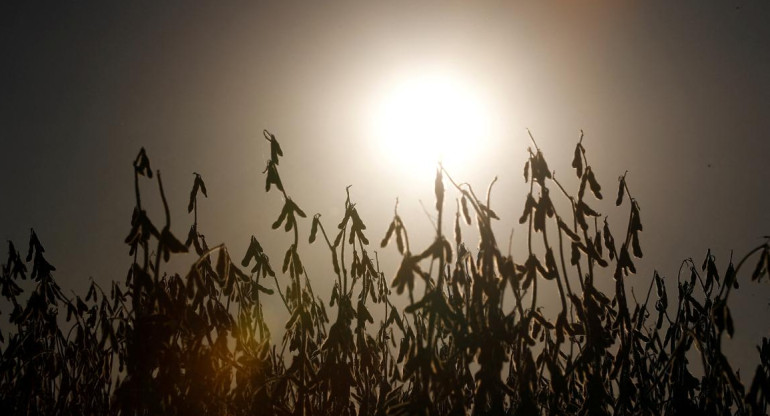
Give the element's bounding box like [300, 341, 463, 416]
[370, 71, 492, 179]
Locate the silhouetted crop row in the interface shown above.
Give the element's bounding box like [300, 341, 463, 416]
[1, 131, 769, 415]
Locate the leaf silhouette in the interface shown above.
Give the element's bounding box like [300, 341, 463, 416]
[160, 227, 188, 262]
[133, 147, 152, 178]
[392, 254, 419, 295]
[187, 173, 207, 213]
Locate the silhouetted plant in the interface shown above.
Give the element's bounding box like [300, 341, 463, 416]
[1, 130, 769, 415]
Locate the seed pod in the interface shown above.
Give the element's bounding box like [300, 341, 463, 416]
[571, 242, 581, 265]
[381, 220, 396, 248]
[631, 231, 643, 258]
[534, 196, 546, 232]
[751, 248, 768, 281]
[461, 196, 472, 225]
[724, 261, 737, 289]
[578, 173, 588, 200]
[557, 217, 581, 241]
[434, 169, 444, 211]
[586, 167, 603, 199]
[618, 246, 636, 275]
[595, 230, 603, 257]
[603, 219, 616, 260]
[630, 202, 643, 232]
[572, 143, 583, 178]
[580, 201, 600, 217]
[282, 246, 292, 274]
[519, 194, 536, 224]
[523, 160, 530, 182]
[545, 249, 558, 279]
[454, 211, 462, 246]
[395, 226, 404, 254]
[309, 216, 319, 244]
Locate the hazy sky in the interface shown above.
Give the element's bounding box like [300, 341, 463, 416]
[2, 1, 770, 372]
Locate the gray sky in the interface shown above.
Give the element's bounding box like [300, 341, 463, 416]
[2, 1, 770, 373]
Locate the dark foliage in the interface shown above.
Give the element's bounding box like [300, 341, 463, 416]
[2, 131, 769, 415]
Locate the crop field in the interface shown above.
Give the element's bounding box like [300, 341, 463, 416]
[1, 132, 769, 415]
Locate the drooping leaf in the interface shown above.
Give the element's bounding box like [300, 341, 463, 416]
[751, 248, 768, 281]
[392, 254, 418, 295]
[160, 227, 188, 262]
[133, 147, 153, 178]
[188, 173, 207, 213]
[26, 228, 44, 262]
[242, 235, 264, 267]
[264, 129, 283, 164]
[264, 161, 284, 192]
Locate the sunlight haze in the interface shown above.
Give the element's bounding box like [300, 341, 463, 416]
[369, 68, 496, 180]
[2, 0, 770, 381]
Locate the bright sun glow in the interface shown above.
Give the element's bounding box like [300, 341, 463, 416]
[371, 72, 492, 178]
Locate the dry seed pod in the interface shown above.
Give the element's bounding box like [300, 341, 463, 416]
[578, 173, 588, 200]
[188, 173, 207, 213]
[434, 169, 444, 211]
[534, 197, 546, 232]
[282, 246, 292, 274]
[523, 159, 530, 182]
[395, 226, 404, 254]
[381, 220, 396, 248]
[631, 231, 643, 258]
[454, 211, 462, 246]
[595, 230, 603, 257]
[603, 219, 616, 260]
[572, 143, 583, 178]
[571, 242, 581, 265]
[558, 217, 581, 241]
[309, 216, 319, 244]
[519, 194, 536, 224]
[461, 195, 472, 225]
[630, 202, 643, 232]
[586, 167, 602, 199]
